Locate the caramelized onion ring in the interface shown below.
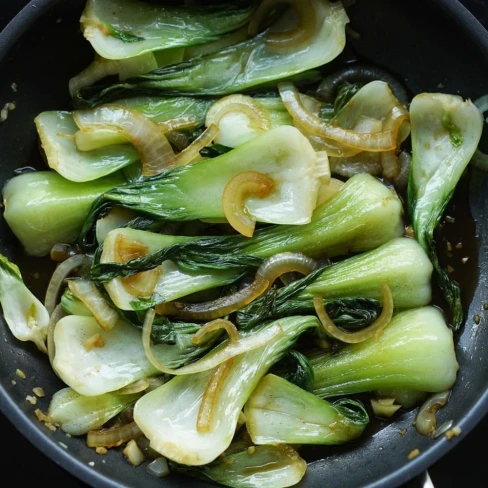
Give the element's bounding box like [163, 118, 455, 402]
[73, 105, 176, 176]
[313, 284, 393, 343]
[142, 309, 281, 375]
[156, 252, 317, 321]
[223, 171, 274, 237]
[197, 358, 234, 433]
[174, 124, 219, 168]
[87, 421, 143, 448]
[206, 95, 271, 132]
[279, 82, 398, 151]
[248, 0, 320, 54]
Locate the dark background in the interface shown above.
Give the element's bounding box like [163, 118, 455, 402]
[1, 1, 488, 487]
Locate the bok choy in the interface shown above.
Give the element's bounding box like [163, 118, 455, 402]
[90, 173, 404, 283]
[82, 125, 324, 229]
[47, 386, 142, 435]
[73, 0, 349, 106]
[53, 315, 221, 395]
[133, 316, 319, 465]
[170, 444, 307, 488]
[408, 93, 483, 329]
[2, 171, 125, 256]
[311, 307, 459, 398]
[237, 237, 432, 328]
[245, 374, 368, 446]
[0, 254, 50, 353]
[80, 0, 257, 60]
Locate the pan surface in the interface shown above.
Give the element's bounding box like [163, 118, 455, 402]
[0, 1, 487, 487]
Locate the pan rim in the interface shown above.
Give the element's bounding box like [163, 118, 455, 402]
[0, 1, 487, 487]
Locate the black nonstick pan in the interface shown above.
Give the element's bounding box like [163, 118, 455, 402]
[1, 1, 488, 487]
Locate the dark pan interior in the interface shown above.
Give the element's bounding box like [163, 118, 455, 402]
[0, 1, 487, 487]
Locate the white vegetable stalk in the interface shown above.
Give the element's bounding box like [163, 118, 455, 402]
[0, 254, 50, 353]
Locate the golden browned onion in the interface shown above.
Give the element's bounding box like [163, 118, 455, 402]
[156, 252, 317, 321]
[87, 421, 143, 448]
[313, 283, 393, 343]
[173, 124, 220, 168]
[206, 95, 271, 133]
[279, 82, 400, 151]
[197, 358, 234, 433]
[222, 171, 274, 237]
[248, 0, 321, 54]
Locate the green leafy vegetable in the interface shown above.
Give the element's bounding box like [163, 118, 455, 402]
[408, 93, 483, 328]
[310, 306, 459, 398]
[170, 444, 307, 488]
[35, 111, 139, 182]
[53, 315, 220, 396]
[74, 0, 348, 106]
[89, 173, 404, 283]
[133, 316, 319, 465]
[47, 387, 142, 435]
[2, 171, 125, 257]
[80, 0, 257, 60]
[237, 237, 432, 328]
[82, 125, 323, 232]
[244, 374, 368, 445]
[0, 254, 50, 353]
[270, 350, 315, 392]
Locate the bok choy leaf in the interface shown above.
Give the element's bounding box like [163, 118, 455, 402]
[170, 444, 307, 488]
[48, 386, 142, 435]
[133, 316, 319, 465]
[244, 374, 368, 445]
[74, 0, 349, 106]
[89, 173, 404, 284]
[53, 315, 220, 396]
[408, 93, 483, 329]
[0, 254, 50, 353]
[35, 111, 140, 182]
[80, 0, 257, 60]
[2, 171, 125, 257]
[310, 306, 459, 398]
[82, 126, 323, 227]
[237, 237, 432, 328]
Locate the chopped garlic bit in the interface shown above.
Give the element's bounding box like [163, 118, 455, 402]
[96, 447, 108, 455]
[398, 429, 407, 436]
[11, 380, 16, 386]
[407, 448, 420, 460]
[85, 333, 105, 351]
[33, 387, 45, 397]
[123, 439, 146, 467]
[445, 426, 462, 440]
[46, 422, 57, 432]
[88, 461, 95, 467]
[59, 442, 68, 449]
[26, 395, 37, 405]
[35, 408, 49, 422]
[16, 369, 26, 379]
[11, 83, 18, 92]
[0, 102, 16, 122]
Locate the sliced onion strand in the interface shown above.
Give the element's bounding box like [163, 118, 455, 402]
[156, 252, 317, 321]
[313, 284, 393, 343]
[73, 105, 176, 176]
[142, 309, 282, 376]
[173, 124, 220, 168]
[415, 391, 451, 436]
[87, 421, 143, 448]
[44, 254, 93, 315]
[279, 81, 398, 151]
[248, 0, 321, 54]
[222, 171, 274, 237]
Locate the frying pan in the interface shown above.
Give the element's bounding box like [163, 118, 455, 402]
[0, 1, 487, 487]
